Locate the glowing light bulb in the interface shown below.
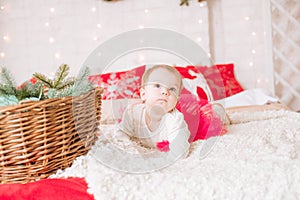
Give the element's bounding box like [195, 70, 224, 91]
[197, 37, 202, 42]
[0, 52, 5, 58]
[97, 24, 102, 28]
[49, 37, 55, 43]
[55, 53, 60, 59]
[45, 22, 50, 27]
[265, 79, 269, 83]
[198, 19, 203, 24]
[91, 7, 96, 12]
[252, 49, 256, 54]
[244, 16, 250, 21]
[3, 35, 9, 41]
[252, 32, 256, 36]
[199, 2, 206, 7]
[144, 9, 149, 14]
[139, 25, 144, 29]
[249, 62, 254, 66]
[0, 6, 5, 10]
[50, 8, 55, 13]
[93, 36, 98, 41]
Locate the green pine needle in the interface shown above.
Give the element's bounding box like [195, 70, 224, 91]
[15, 81, 44, 100]
[0, 65, 94, 105]
[53, 64, 69, 88]
[33, 73, 54, 88]
[0, 67, 17, 95]
[75, 66, 90, 84]
[180, 0, 189, 6]
[56, 77, 75, 90]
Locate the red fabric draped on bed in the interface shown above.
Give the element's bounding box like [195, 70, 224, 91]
[0, 177, 94, 200]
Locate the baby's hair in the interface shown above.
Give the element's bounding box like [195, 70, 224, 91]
[141, 65, 183, 92]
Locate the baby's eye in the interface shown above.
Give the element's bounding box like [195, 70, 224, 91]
[153, 83, 161, 88]
[169, 87, 177, 93]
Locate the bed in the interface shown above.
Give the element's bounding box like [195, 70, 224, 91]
[47, 62, 300, 199]
[49, 106, 300, 199]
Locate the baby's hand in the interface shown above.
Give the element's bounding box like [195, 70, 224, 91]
[156, 140, 170, 152]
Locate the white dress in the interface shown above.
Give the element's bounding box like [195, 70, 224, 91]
[115, 103, 190, 158]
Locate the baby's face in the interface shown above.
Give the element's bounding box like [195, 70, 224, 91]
[140, 68, 180, 113]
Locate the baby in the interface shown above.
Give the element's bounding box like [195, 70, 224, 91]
[115, 64, 190, 159]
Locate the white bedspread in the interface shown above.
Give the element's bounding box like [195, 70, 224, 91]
[52, 109, 300, 200]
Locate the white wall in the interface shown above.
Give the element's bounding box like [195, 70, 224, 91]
[0, 0, 209, 84]
[218, 0, 274, 95]
[0, 0, 273, 95]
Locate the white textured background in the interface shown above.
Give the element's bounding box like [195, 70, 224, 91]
[270, 0, 300, 110]
[0, 0, 273, 95]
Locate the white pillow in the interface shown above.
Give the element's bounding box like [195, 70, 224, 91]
[215, 88, 279, 108]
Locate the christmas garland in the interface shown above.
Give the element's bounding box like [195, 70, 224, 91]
[180, 0, 205, 6]
[0, 64, 94, 107]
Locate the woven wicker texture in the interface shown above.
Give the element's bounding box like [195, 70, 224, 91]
[0, 87, 103, 184]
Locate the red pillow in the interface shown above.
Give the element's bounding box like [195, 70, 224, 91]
[88, 65, 146, 100]
[196, 63, 244, 100]
[174, 66, 209, 100]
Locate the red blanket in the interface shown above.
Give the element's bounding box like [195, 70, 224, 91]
[0, 177, 94, 200]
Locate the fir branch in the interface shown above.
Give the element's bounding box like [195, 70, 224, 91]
[0, 65, 94, 105]
[47, 87, 73, 99]
[0, 84, 14, 95]
[0, 95, 19, 107]
[72, 66, 93, 96]
[72, 80, 94, 97]
[0, 67, 17, 95]
[15, 81, 44, 100]
[56, 77, 75, 90]
[180, 0, 205, 6]
[53, 64, 70, 88]
[180, 0, 189, 6]
[75, 66, 90, 84]
[43, 66, 93, 98]
[33, 73, 54, 88]
[0, 84, 6, 95]
[47, 88, 60, 99]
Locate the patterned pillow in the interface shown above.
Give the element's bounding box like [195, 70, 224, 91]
[196, 63, 244, 100]
[174, 66, 212, 101]
[88, 65, 146, 100]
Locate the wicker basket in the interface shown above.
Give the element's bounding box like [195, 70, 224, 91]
[0, 87, 103, 184]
